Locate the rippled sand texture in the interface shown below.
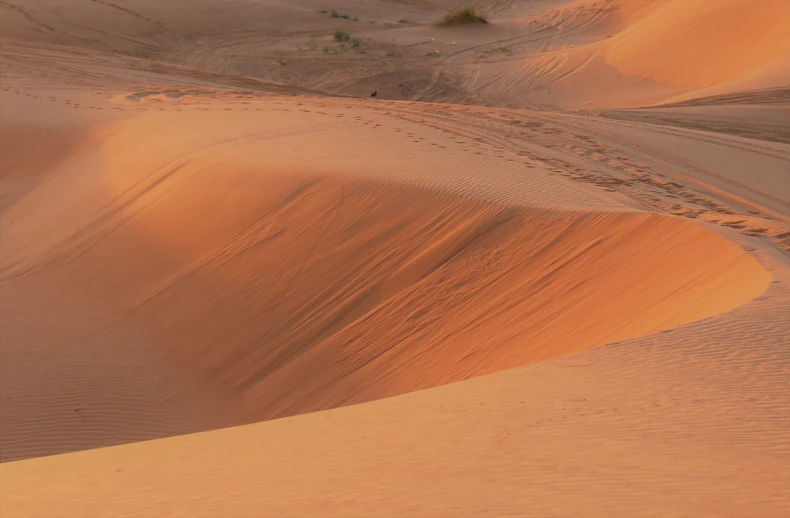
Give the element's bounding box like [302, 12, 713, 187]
[1, 0, 789, 516]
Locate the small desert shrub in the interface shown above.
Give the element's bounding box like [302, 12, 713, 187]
[437, 6, 487, 26]
[333, 30, 352, 42]
[333, 30, 348, 42]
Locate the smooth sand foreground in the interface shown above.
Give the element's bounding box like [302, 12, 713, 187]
[1, 0, 789, 516]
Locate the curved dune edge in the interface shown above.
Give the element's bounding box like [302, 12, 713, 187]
[0, 137, 771, 461]
[604, 0, 790, 89]
[132, 174, 770, 418]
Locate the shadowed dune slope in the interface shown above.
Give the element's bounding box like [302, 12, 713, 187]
[0, 116, 770, 461]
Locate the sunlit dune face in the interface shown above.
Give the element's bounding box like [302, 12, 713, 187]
[605, 0, 790, 88]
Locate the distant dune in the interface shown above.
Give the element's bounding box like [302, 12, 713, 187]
[2, 0, 788, 108]
[605, 0, 790, 100]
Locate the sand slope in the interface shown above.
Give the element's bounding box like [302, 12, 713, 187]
[1, 99, 770, 461]
[605, 0, 790, 88]
[2, 245, 788, 517]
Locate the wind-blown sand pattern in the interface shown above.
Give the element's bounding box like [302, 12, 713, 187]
[1, 0, 789, 516]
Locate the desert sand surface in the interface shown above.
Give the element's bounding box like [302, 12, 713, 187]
[1, 0, 789, 516]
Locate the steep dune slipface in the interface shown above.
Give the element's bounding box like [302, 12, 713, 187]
[0, 112, 770, 461]
[605, 0, 790, 89]
[158, 182, 768, 419]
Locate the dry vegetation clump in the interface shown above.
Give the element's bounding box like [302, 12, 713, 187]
[319, 8, 358, 20]
[436, 6, 488, 26]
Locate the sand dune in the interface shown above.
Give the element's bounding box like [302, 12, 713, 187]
[604, 0, 790, 91]
[1, 102, 770, 461]
[1, 0, 789, 515]
[496, 0, 790, 109]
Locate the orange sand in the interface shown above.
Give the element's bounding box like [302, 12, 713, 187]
[1, 0, 789, 516]
[604, 0, 790, 88]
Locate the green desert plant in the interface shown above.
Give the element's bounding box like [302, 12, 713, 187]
[333, 30, 352, 42]
[436, 6, 488, 26]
